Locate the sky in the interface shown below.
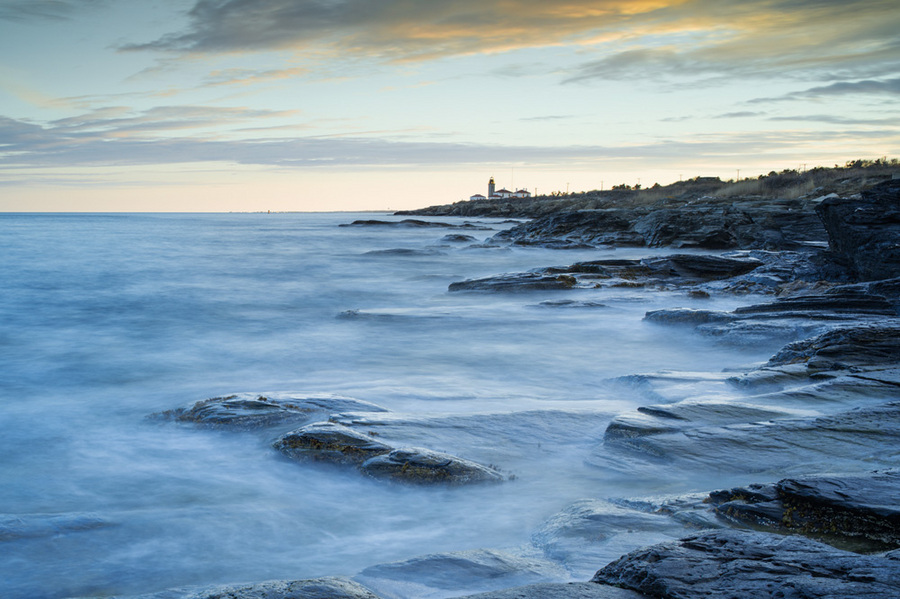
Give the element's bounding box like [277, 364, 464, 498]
[0, 0, 898, 212]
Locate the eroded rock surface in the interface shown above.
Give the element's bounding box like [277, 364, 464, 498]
[592, 529, 900, 598]
[456, 582, 647, 599]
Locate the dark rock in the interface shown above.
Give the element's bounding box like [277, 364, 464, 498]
[449, 272, 578, 292]
[129, 576, 381, 599]
[456, 582, 647, 599]
[153, 393, 387, 430]
[816, 180, 900, 281]
[535, 299, 608, 309]
[592, 529, 900, 598]
[490, 210, 645, 248]
[357, 549, 565, 593]
[360, 447, 504, 485]
[273, 422, 392, 466]
[733, 290, 897, 317]
[441, 234, 477, 243]
[340, 219, 490, 230]
[767, 325, 900, 371]
[363, 248, 444, 256]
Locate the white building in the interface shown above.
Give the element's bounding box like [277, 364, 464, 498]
[477, 177, 531, 200]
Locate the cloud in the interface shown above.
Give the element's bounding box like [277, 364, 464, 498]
[123, 0, 684, 59]
[3, 109, 898, 174]
[0, 0, 104, 22]
[750, 77, 900, 103]
[767, 114, 900, 126]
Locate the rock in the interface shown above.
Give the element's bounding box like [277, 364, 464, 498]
[532, 499, 689, 576]
[455, 582, 647, 599]
[339, 219, 490, 230]
[363, 248, 445, 256]
[451, 254, 762, 293]
[153, 393, 387, 430]
[360, 447, 504, 485]
[767, 325, 900, 372]
[127, 576, 381, 599]
[490, 210, 645, 248]
[273, 422, 392, 465]
[357, 549, 566, 594]
[596, 400, 900, 476]
[441, 234, 477, 243]
[816, 180, 900, 281]
[592, 529, 900, 598]
[711, 470, 900, 549]
[449, 272, 578, 292]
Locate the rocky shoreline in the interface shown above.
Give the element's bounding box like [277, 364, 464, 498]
[115, 178, 899, 598]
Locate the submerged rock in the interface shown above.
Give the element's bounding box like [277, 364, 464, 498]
[0, 512, 112, 541]
[360, 447, 504, 485]
[128, 576, 381, 599]
[153, 393, 387, 430]
[592, 529, 900, 598]
[456, 582, 646, 599]
[357, 548, 565, 594]
[273, 422, 392, 465]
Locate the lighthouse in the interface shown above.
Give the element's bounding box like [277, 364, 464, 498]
[488, 177, 495, 198]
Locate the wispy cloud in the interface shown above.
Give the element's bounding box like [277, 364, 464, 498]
[750, 77, 900, 103]
[0, 0, 105, 22]
[3, 109, 897, 172]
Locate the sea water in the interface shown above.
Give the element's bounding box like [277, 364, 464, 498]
[0, 213, 782, 598]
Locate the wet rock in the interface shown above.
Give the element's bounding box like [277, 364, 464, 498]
[816, 180, 900, 281]
[363, 248, 445, 256]
[592, 529, 900, 598]
[357, 549, 566, 594]
[449, 272, 578, 292]
[340, 219, 491, 230]
[767, 325, 900, 372]
[733, 289, 897, 317]
[535, 299, 608, 309]
[360, 447, 504, 485]
[711, 470, 900, 549]
[490, 210, 644, 248]
[128, 576, 381, 599]
[532, 499, 688, 576]
[441, 234, 477, 243]
[273, 422, 392, 466]
[596, 400, 900, 476]
[153, 393, 387, 430]
[451, 254, 762, 293]
[456, 582, 647, 599]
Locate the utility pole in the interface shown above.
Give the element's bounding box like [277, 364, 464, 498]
[736, 169, 740, 181]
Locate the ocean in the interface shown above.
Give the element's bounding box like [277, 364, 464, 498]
[0, 212, 784, 598]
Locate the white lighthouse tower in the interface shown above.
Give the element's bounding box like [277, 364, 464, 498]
[488, 177, 495, 198]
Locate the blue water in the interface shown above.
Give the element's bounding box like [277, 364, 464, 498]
[0, 213, 780, 598]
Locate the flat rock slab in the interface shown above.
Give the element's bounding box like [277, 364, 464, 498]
[767, 325, 900, 372]
[597, 401, 900, 476]
[154, 393, 387, 430]
[449, 272, 577, 292]
[593, 529, 900, 598]
[711, 470, 900, 548]
[360, 447, 504, 485]
[358, 549, 566, 594]
[456, 582, 647, 599]
[273, 422, 393, 465]
[0, 512, 112, 541]
[124, 576, 381, 599]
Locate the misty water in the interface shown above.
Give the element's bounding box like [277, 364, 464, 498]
[1, 213, 798, 598]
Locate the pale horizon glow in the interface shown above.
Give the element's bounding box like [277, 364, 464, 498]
[1, 0, 898, 212]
